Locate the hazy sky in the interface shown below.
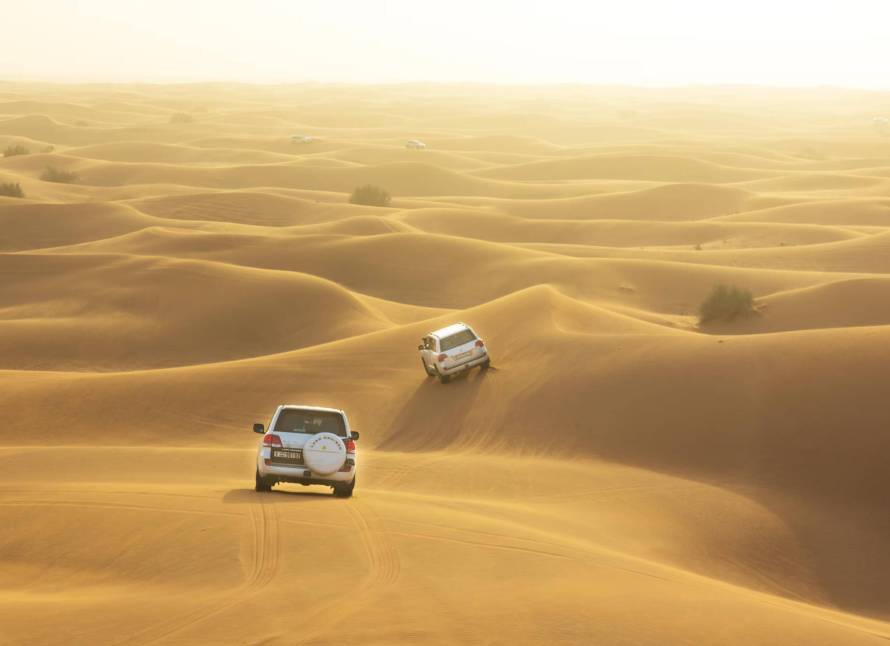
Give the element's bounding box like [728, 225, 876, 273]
[2, 0, 889, 86]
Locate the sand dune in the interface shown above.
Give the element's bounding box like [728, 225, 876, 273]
[312, 145, 492, 171]
[719, 197, 890, 226]
[126, 190, 360, 227]
[0, 114, 97, 145]
[426, 134, 564, 154]
[0, 201, 157, 250]
[66, 142, 296, 165]
[1, 83, 890, 645]
[739, 172, 889, 193]
[529, 229, 890, 274]
[492, 183, 767, 220]
[476, 153, 771, 183]
[58, 225, 863, 316]
[753, 277, 890, 331]
[0, 253, 399, 370]
[68, 159, 564, 197]
[397, 206, 858, 248]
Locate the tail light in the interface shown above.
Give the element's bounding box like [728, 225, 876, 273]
[262, 434, 282, 447]
[437, 353, 447, 362]
[475, 339, 484, 348]
[341, 438, 355, 472]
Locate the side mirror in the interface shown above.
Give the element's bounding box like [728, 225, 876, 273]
[253, 423, 264, 434]
[417, 344, 423, 351]
[351, 431, 360, 442]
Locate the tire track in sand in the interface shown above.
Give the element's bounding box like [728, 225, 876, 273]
[345, 500, 401, 586]
[114, 493, 280, 646]
[0, 498, 241, 519]
[244, 494, 280, 590]
[284, 498, 402, 646]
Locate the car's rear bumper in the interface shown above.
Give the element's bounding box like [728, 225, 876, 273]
[259, 461, 355, 483]
[440, 351, 488, 375]
[270, 474, 354, 487]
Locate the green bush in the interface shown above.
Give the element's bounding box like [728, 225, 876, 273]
[349, 184, 392, 207]
[3, 144, 29, 157]
[699, 284, 755, 323]
[40, 166, 79, 183]
[0, 182, 24, 198]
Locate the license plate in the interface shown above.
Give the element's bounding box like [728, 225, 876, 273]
[271, 449, 303, 463]
[454, 351, 472, 360]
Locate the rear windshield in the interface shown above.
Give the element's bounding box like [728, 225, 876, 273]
[440, 329, 476, 351]
[272, 409, 346, 437]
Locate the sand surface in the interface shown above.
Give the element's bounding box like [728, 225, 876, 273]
[1, 83, 889, 644]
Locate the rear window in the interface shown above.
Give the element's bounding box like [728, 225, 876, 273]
[440, 329, 476, 351]
[272, 409, 346, 437]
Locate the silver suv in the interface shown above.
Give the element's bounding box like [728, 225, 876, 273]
[254, 405, 358, 497]
[418, 322, 490, 383]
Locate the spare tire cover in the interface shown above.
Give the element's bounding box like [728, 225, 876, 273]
[302, 432, 347, 475]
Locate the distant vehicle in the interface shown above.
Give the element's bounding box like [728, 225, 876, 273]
[406, 139, 427, 150]
[419, 322, 490, 383]
[254, 405, 358, 497]
[291, 135, 315, 144]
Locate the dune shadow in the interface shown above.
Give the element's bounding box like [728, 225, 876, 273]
[376, 366, 493, 452]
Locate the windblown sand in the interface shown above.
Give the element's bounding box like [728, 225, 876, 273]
[1, 83, 889, 644]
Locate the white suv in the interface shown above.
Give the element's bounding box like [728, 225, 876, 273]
[253, 405, 358, 497]
[418, 322, 490, 383]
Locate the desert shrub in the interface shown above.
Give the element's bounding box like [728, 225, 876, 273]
[699, 284, 755, 323]
[40, 166, 79, 183]
[3, 144, 29, 157]
[169, 112, 194, 124]
[349, 184, 391, 207]
[0, 182, 24, 198]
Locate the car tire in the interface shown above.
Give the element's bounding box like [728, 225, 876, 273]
[422, 358, 434, 377]
[333, 478, 355, 498]
[439, 372, 451, 384]
[481, 358, 491, 371]
[255, 468, 272, 492]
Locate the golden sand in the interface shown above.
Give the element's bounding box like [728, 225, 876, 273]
[1, 83, 889, 644]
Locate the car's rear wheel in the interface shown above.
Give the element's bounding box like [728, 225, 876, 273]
[481, 358, 491, 371]
[433, 365, 451, 383]
[421, 358, 435, 377]
[333, 478, 355, 498]
[255, 469, 273, 492]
